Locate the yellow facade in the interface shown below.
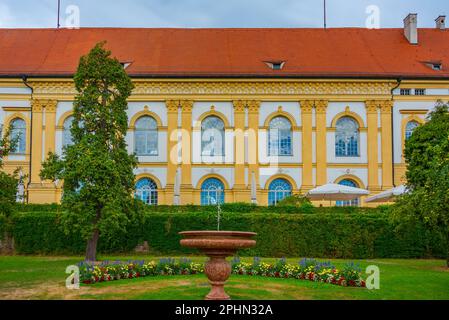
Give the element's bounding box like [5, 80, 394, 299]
[0, 78, 445, 206]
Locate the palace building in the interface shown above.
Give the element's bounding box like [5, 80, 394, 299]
[1, 14, 448, 206]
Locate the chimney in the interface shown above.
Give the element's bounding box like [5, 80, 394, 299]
[436, 15, 446, 30]
[404, 13, 418, 44]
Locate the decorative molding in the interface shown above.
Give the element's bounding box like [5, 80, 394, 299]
[379, 100, 393, 113]
[247, 100, 261, 113]
[165, 100, 179, 113]
[31, 99, 57, 113]
[315, 100, 328, 113]
[365, 100, 380, 113]
[31, 80, 396, 96]
[233, 100, 246, 113]
[300, 100, 314, 113]
[399, 109, 429, 115]
[180, 100, 194, 112]
[1, 107, 31, 112]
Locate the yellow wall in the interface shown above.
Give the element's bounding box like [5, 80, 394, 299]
[0, 78, 440, 206]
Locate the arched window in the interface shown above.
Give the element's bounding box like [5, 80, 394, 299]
[201, 116, 225, 156]
[336, 179, 359, 207]
[10, 118, 26, 154]
[63, 116, 74, 148]
[201, 178, 225, 205]
[405, 121, 420, 140]
[269, 116, 292, 156]
[135, 178, 158, 205]
[268, 178, 292, 205]
[134, 116, 158, 156]
[335, 117, 359, 157]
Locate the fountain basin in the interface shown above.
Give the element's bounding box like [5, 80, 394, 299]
[179, 231, 257, 300]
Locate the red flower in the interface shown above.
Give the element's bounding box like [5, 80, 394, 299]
[136, 272, 140, 277]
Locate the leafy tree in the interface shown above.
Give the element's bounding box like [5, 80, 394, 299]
[276, 194, 312, 207]
[0, 125, 20, 254]
[41, 42, 138, 261]
[0, 125, 19, 217]
[393, 101, 449, 267]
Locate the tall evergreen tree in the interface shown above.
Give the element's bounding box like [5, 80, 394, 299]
[41, 42, 137, 261]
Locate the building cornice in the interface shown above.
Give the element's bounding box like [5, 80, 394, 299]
[27, 78, 398, 98]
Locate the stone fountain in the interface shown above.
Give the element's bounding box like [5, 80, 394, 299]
[179, 190, 257, 300]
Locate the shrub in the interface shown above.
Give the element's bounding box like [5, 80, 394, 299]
[9, 209, 447, 259]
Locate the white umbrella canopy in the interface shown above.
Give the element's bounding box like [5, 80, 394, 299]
[306, 183, 370, 201]
[251, 171, 257, 204]
[365, 185, 408, 203]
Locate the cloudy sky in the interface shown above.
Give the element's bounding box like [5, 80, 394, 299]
[0, 0, 448, 29]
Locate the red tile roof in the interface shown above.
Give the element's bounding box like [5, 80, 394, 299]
[0, 28, 449, 79]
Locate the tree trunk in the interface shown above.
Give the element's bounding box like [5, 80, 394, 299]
[85, 229, 100, 262]
[446, 233, 449, 268]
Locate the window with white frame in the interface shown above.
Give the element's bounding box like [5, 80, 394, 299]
[335, 117, 360, 157]
[201, 178, 225, 205]
[134, 116, 158, 156]
[135, 178, 158, 205]
[10, 118, 26, 154]
[268, 116, 292, 156]
[63, 116, 74, 148]
[268, 178, 292, 205]
[201, 116, 225, 156]
[405, 121, 420, 140]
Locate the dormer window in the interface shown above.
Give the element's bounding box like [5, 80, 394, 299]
[432, 63, 442, 71]
[120, 61, 132, 69]
[423, 61, 442, 71]
[264, 61, 285, 70]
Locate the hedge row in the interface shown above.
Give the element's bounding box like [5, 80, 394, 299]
[14, 203, 390, 215]
[9, 210, 447, 259]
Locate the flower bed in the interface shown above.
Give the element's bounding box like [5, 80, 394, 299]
[79, 257, 365, 288]
[79, 258, 204, 284]
[231, 257, 366, 287]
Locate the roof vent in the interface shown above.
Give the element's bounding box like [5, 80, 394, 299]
[404, 13, 418, 44]
[436, 15, 446, 30]
[264, 61, 285, 70]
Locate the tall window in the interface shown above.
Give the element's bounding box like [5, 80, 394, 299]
[268, 178, 292, 205]
[201, 116, 225, 156]
[335, 117, 359, 157]
[135, 178, 158, 205]
[63, 116, 74, 148]
[134, 116, 158, 156]
[10, 118, 26, 154]
[201, 178, 225, 205]
[268, 116, 292, 156]
[336, 179, 359, 207]
[405, 121, 420, 140]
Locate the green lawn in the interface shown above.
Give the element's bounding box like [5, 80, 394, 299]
[0, 255, 448, 300]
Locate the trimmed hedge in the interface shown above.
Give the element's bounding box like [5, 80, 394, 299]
[13, 203, 390, 215]
[9, 209, 447, 259]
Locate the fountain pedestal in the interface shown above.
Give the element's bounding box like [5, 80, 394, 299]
[179, 231, 257, 300]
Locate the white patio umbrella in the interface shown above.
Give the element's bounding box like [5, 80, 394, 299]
[306, 183, 370, 201]
[251, 171, 257, 204]
[364, 185, 408, 203]
[173, 167, 181, 205]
